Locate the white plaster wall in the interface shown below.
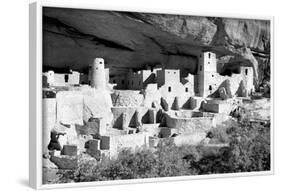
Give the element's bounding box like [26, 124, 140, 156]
[56, 91, 84, 126]
[53, 74, 66, 86]
[164, 69, 180, 84]
[143, 84, 161, 107]
[81, 88, 113, 124]
[182, 74, 195, 97]
[42, 98, 57, 154]
[68, 71, 80, 85]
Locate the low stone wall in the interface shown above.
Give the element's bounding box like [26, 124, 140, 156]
[173, 132, 207, 146]
[168, 110, 214, 118]
[109, 132, 148, 157]
[165, 114, 214, 134]
[203, 102, 233, 114]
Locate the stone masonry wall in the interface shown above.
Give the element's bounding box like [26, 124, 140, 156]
[111, 90, 144, 107]
[166, 114, 214, 134]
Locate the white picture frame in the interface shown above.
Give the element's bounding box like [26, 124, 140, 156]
[29, 1, 274, 189]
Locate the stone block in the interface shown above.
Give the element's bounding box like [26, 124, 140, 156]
[85, 139, 100, 158]
[87, 117, 106, 135]
[61, 145, 77, 156]
[100, 136, 110, 150]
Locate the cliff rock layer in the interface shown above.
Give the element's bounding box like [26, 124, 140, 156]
[43, 7, 270, 87]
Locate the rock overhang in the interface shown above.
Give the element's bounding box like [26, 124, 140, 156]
[42, 7, 270, 86]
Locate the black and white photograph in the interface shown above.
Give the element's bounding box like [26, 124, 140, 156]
[41, 6, 271, 185]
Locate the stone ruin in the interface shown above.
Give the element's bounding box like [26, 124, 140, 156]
[42, 53, 255, 171]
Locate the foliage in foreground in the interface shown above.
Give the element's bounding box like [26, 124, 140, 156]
[57, 119, 270, 183]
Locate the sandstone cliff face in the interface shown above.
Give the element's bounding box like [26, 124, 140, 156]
[43, 7, 270, 87]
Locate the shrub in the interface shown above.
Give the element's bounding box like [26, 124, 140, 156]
[191, 119, 270, 174]
[207, 127, 230, 144]
[56, 119, 270, 183]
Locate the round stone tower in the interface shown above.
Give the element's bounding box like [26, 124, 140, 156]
[47, 70, 55, 86]
[91, 58, 106, 89]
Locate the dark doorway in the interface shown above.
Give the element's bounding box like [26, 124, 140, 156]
[64, 74, 69, 83]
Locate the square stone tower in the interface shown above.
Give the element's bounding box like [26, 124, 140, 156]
[197, 51, 217, 97]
